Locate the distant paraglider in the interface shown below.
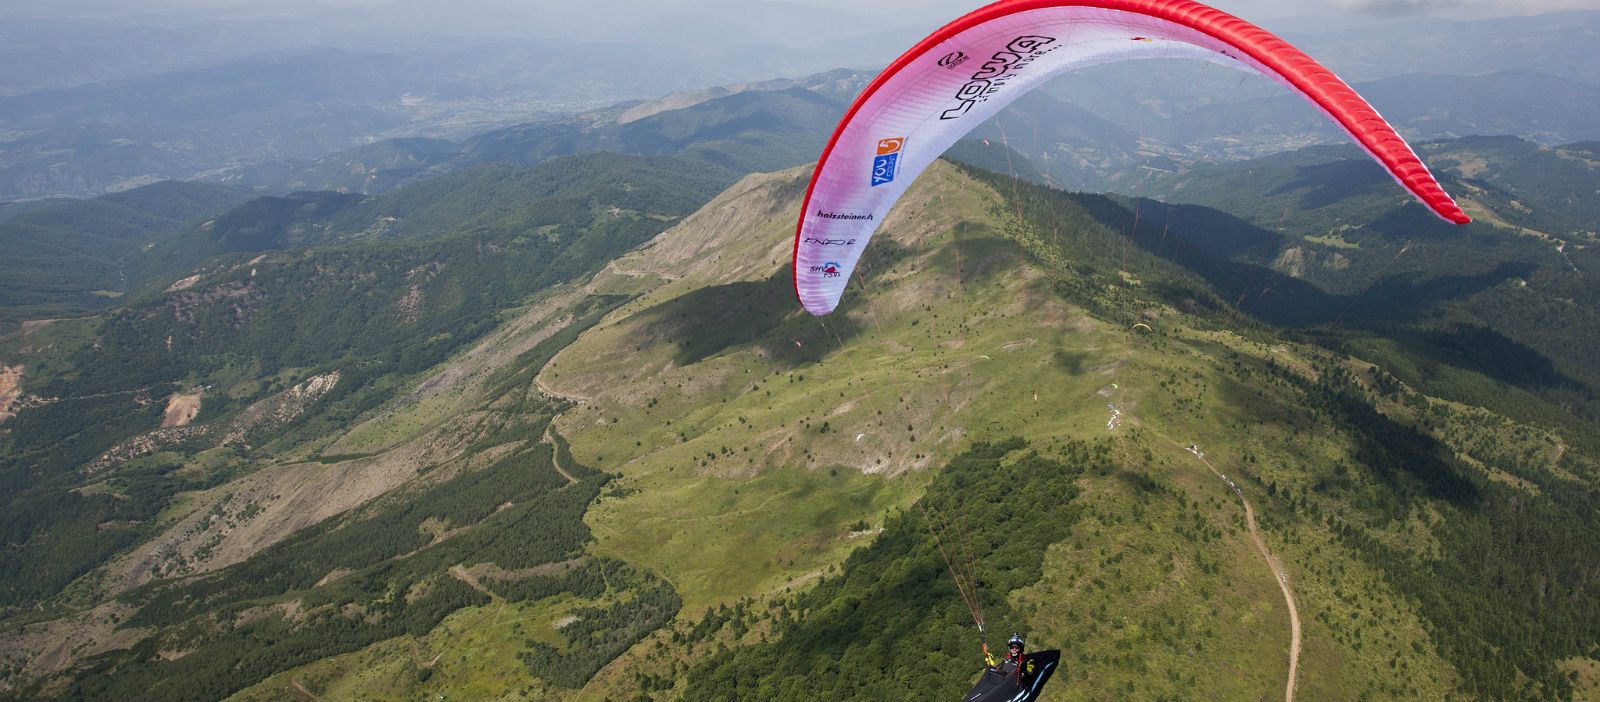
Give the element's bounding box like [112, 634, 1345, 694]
[793, 0, 1469, 316]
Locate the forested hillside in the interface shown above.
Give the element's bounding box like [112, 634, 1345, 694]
[1, 137, 1598, 702]
[1103, 138, 1600, 422]
[135, 153, 739, 285]
[0, 152, 725, 638]
[0, 181, 253, 327]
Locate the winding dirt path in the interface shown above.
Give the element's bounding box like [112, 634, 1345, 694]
[449, 564, 498, 600]
[544, 425, 579, 485]
[1192, 450, 1301, 702]
[430, 566, 509, 664]
[1138, 422, 1301, 701]
[290, 678, 321, 701]
[534, 376, 589, 404]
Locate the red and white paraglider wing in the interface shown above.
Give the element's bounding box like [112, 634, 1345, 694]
[794, 0, 1468, 316]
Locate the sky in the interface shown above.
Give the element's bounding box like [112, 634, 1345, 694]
[792, 0, 1600, 18]
[5, 0, 1595, 91]
[18, 0, 1600, 21]
[792, 0, 1600, 28]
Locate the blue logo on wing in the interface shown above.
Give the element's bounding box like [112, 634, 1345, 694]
[872, 137, 905, 187]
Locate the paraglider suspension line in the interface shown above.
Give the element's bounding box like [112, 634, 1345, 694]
[919, 491, 985, 634]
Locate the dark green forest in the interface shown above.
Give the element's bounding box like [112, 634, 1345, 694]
[684, 439, 1099, 701]
[958, 147, 1600, 422]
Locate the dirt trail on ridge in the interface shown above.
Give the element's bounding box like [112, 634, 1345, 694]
[544, 425, 579, 485]
[290, 678, 320, 701]
[1193, 450, 1301, 702]
[1139, 421, 1301, 702]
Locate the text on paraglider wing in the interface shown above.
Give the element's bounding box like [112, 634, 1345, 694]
[809, 262, 842, 278]
[938, 51, 969, 69]
[940, 35, 1058, 121]
[812, 209, 873, 221]
[804, 237, 858, 247]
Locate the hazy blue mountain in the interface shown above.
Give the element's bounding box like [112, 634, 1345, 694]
[1285, 10, 1600, 85]
[998, 67, 1600, 192]
[206, 75, 865, 195]
[0, 0, 932, 97]
[1151, 69, 1600, 148]
[206, 137, 464, 195]
[0, 48, 544, 201]
[4, 7, 1595, 201]
[958, 88, 1143, 188]
[0, 0, 927, 201]
[205, 57, 1598, 203]
[464, 87, 846, 173]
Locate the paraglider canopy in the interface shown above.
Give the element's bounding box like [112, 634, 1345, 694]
[794, 0, 1469, 316]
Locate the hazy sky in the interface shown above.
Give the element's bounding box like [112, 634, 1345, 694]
[23, 0, 1600, 21]
[792, 0, 1599, 17]
[311, 0, 1600, 14]
[1220, 0, 1597, 19]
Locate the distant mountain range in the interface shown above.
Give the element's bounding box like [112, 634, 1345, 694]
[1, 9, 1596, 201]
[194, 64, 1600, 201]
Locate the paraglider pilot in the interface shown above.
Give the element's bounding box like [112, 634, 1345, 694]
[992, 633, 1026, 681]
[966, 631, 1058, 702]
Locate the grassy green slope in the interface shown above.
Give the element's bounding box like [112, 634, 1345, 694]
[531, 163, 1324, 699]
[238, 155, 1597, 702]
[534, 161, 1598, 701]
[6, 150, 1598, 702]
[547, 163, 1115, 603]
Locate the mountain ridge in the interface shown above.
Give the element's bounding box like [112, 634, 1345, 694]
[2, 135, 1599, 700]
